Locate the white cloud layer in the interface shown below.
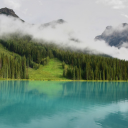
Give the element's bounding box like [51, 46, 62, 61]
[121, 13, 128, 18]
[96, 0, 128, 9]
[1, 0, 128, 39]
[1, 15, 128, 60]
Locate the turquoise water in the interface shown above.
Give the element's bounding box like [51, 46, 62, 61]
[0, 81, 128, 128]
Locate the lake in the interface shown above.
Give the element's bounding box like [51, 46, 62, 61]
[0, 81, 128, 128]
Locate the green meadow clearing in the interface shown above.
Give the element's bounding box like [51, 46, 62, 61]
[0, 43, 69, 80]
[28, 58, 69, 80]
[1, 43, 128, 81]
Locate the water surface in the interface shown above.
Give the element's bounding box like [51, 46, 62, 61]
[0, 81, 128, 128]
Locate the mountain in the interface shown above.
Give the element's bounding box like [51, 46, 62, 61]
[0, 7, 66, 27]
[38, 19, 66, 29]
[0, 7, 24, 22]
[95, 23, 128, 47]
[43, 19, 65, 27]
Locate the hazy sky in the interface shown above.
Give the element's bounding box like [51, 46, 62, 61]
[1, 0, 128, 38]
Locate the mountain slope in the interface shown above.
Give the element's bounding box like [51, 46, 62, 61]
[0, 42, 67, 80]
[0, 43, 20, 57]
[28, 58, 68, 80]
[0, 7, 24, 22]
[95, 23, 128, 47]
[0, 7, 66, 28]
[43, 19, 65, 27]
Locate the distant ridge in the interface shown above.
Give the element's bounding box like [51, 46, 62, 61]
[95, 23, 128, 47]
[0, 7, 66, 26]
[42, 19, 65, 27]
[0, 7, 24, 22]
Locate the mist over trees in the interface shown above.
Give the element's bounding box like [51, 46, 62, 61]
[0, 36, 128, 80]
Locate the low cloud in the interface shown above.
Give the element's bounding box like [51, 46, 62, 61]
[1, 15, 128, 60]
[96, 0, 128, 9]
[121, 13, 128, 18]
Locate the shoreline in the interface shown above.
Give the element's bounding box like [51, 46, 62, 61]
[0, 79, 128, 82]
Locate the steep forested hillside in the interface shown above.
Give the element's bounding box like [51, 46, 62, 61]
[0, 54, 28, 79]
[0, 7, 128, 81]
[0, 36, 128, 80]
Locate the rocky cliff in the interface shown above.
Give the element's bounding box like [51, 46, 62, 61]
[0, 7, 24, 22]
[95, 23, 128, 47]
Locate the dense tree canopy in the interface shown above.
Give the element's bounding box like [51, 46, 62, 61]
[0, 54, 28, 79]
[0, 36, 128, 80]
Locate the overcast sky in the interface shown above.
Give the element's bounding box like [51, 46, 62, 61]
[1, 0, 128, 39]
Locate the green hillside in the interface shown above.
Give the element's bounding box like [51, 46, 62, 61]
[0, 43, 67, 80]
[0, 43, 20, 57]
[28, 58, 68, 80]
[1, 38, 128, 81]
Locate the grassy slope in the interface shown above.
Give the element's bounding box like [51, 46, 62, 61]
[28, 58, 69, 80]
[0, 43, 68, 80]
[0, 43, 128, 81]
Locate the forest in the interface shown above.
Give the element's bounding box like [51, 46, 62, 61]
[0, 35, 128, 80]
[0, 54, 28, 79]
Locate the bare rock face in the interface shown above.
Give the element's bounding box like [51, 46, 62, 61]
[0, 7, 24, 22]
[95, 23, 128, 47]
[43, 19, 65, 27]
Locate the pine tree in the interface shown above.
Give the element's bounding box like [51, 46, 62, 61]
[103, 70, 105, 80]
[79, 67, 81, 80]
[63, 66, 67, 77]
[22, 56, 26, 79]
[11, 58, 14, 79]
[77, 68, 79, 80]
[73, 67, 75, 80]
[62, 61, 65, 69]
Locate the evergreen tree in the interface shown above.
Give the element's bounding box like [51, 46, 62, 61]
[22, 56, 26, 79]
[73, 68, 75, 80]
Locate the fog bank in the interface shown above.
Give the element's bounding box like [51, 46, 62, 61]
[0, 15, 128, 60]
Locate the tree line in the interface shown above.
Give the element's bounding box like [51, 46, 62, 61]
[0, 54, 28, 79]
[53, 49, 128, 80]
[1, 36, 128, 80]
[0, 38, 51, 69]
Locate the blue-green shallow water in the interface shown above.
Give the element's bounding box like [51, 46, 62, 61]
[0, 81, 128, 128]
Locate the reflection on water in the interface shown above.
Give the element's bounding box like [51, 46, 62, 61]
[0, 81, 128, 128]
